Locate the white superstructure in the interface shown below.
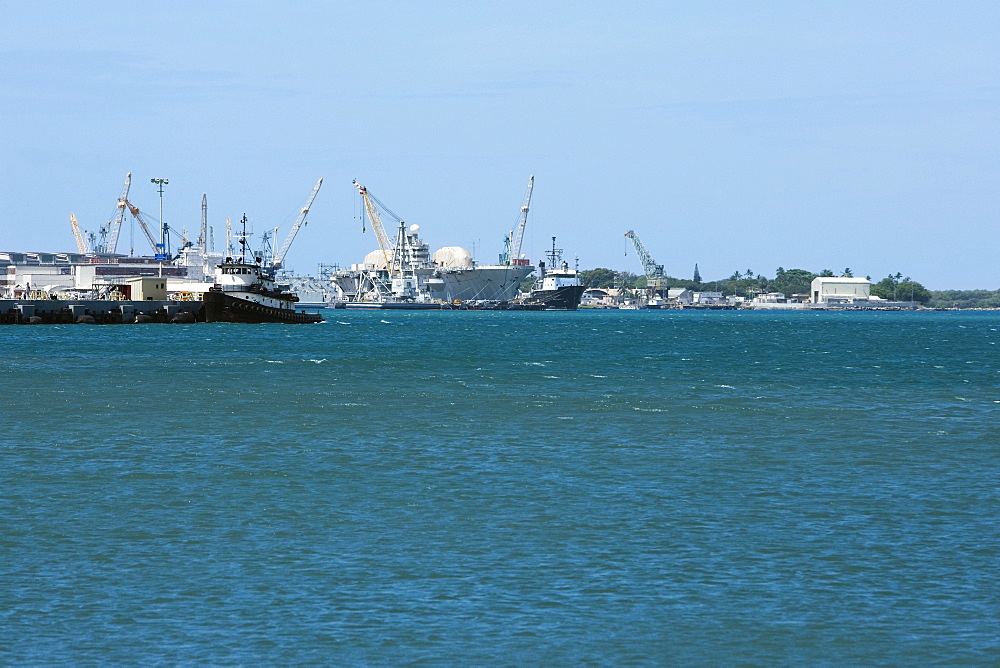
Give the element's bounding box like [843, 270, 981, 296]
[213, 262, 296, 309]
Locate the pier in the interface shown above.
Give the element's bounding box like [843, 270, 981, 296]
[0, 299, 204, 324]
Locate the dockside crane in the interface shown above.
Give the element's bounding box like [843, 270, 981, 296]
[500, 175, 533, 265]
[272, 178, 323, 270]
[90, 172, 131, 254]
[352, 179, 397, 274]
[199, 193, 208, 253]
[624, 229, 667, 296]
[123, 199, 161, 254]
[69, 213, 89, 253]
[106, 172, 132, 254]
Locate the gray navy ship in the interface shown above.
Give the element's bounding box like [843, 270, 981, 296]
[332, 178, 537, 307]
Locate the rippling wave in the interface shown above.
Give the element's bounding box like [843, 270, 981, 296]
[1, 310, 997, 663]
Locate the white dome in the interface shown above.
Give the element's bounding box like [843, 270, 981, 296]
[432, 246, 473, 268]
[364, 249, 394, 269]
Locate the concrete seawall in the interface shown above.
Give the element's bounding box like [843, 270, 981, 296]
[0, 299, 204, 324]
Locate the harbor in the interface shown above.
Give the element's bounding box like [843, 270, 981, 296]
[0, 169, 951, 319]
[1, 173, 590, 322]
[5, 3, 998, 664]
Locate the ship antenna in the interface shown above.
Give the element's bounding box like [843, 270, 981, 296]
[239, 214, 249, 263]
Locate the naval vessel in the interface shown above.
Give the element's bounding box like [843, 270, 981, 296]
[332, 178, 536, 307]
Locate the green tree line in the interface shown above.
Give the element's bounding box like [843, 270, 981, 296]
[578, 266, 841, 299]
[575, 267, 962, 306]
[569, 265, 1000, 307]
[926, 290, 1000, 309]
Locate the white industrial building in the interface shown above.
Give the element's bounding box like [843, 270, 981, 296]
[692, 291, 725, 305]
[0, 249, 222, 300]
[811, 277, 871, 304]
[666, 287, 693, 305]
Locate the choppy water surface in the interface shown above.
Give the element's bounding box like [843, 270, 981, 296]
[2, 310, 998, 663]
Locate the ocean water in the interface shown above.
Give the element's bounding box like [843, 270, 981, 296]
[1, 310, 997, 664]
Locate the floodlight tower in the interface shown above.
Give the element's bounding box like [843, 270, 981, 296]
[151, 178, 169, 257]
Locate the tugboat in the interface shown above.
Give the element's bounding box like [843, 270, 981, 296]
[203, 216, 324, 324]
[520, 236, 585, 310]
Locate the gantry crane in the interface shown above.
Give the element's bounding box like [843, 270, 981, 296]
[272, 178, 323, 270]
[500, 175, 533, 265]
[69, 213, 89, 254]
[352, 179, 397, 275]
[624, 229, 667, 295]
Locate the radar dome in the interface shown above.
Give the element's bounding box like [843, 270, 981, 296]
[432, 246, 473, 268]
[364, 249, 393, 270]
[409, 224, 420, 233]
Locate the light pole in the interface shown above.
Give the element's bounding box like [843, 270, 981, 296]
[151, 178, 169, 258]
[151, 178, 168, 278]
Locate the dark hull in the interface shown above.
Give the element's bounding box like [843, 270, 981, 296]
[522, 284, 586, 310]
[204, 290, 323, 324]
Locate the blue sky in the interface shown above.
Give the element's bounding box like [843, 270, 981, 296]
[2, 0, 997, 288]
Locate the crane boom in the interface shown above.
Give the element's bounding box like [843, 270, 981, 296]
[507, 175, 533, 264]
[353, 180, 394, 273]
[106, 172, 132, 254]
[199, 193, 208, 252]
[273, 178, 323, 269]
[624, 230, 664, 278]
[123, 199, 160, 253]
[70, 213, 89, 253]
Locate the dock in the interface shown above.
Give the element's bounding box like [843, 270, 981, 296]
[0, 299, 204, 324]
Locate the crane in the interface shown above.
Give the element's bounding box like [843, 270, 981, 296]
[122, 199, 160, 254]
[199, 193, 208, 253]
[69, 213, 89, 253]
[624, 229, 667, 295]
[107, 172, 131, 254]
[352, 179, 396, 274]
[272, 178, 323, 270]
[90, 172, 131, 254]
[500, 175, 533, 265]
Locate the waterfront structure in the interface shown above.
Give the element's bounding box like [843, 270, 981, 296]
[666, 287, 693, 306]
[811, 277, 872, 305]
[581, 288, 617, 307]
[692, 291, 726, 305]
[0, 251, 191, 299]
